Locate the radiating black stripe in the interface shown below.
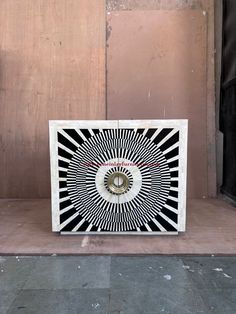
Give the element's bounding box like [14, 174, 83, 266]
[155, 214, 177, 231]
[58, 132, 78, 152]
[58, 147, 73, 159]
[77, 221, 90, 231]
[148, 220, 161, 231]
[170, 181, 178, 188]
[139, 225, 148, 231]
[59, 190, 68, 199]
[165, 147, 179, 160]
[159, 131, 179, 152]
[59, 170, 67, 178]
[60, 199, 71, 210]
[59, 160, 69, 169]
[60, 207, 76, 223]
[80, 129, 92, 139]
[161, 207, 178, 224]
[168, 160, 179, 168]
[145, 128, 157, 139]
[166, 199, 178, 209]
[59, 181, 67, 189]
[61, 214, 83, 231]
[171, 171, 178, 178]
[136, 128, 145, 135]
[92, 129, 100, 135]
[153, 128, 173, 144]
[169, 190, 178, 198]
[64, 129, 84, 145]
[90, 225, 99, 231]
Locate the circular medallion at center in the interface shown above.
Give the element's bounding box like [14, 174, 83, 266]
[107, 172, 129, 195]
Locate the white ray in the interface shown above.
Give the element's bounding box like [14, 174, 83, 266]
[59, 130, 80, 148]
[58, 143, 75, 156]
[152, 218, 166, 231]
[60, 211, 81, 230]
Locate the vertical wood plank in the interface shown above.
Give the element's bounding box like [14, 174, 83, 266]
[107, 10, 208, 198]
[106, 0, 216, 198]
[0, 0, 105, 198]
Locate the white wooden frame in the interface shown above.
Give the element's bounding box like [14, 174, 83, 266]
[49, 119, 188, 234]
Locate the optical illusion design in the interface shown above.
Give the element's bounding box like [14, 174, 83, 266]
[50, 121, 187, 233]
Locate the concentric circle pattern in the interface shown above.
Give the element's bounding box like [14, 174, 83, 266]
[57, 128, 180, 232]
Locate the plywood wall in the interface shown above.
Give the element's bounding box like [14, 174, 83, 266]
[0, 0, 105, 198]
[106, 1, 216, 198]
[0, 0, 216, 199]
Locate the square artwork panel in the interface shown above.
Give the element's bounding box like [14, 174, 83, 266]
[49, 120, 188, 234]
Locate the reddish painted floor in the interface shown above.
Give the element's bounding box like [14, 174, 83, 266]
[0, 198, 236, 255]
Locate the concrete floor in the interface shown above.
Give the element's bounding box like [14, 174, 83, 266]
[0, 198, 236, 254]
[0, 255, 236, 314]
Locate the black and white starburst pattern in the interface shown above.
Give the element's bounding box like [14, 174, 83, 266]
[54, 125, 184, 233]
